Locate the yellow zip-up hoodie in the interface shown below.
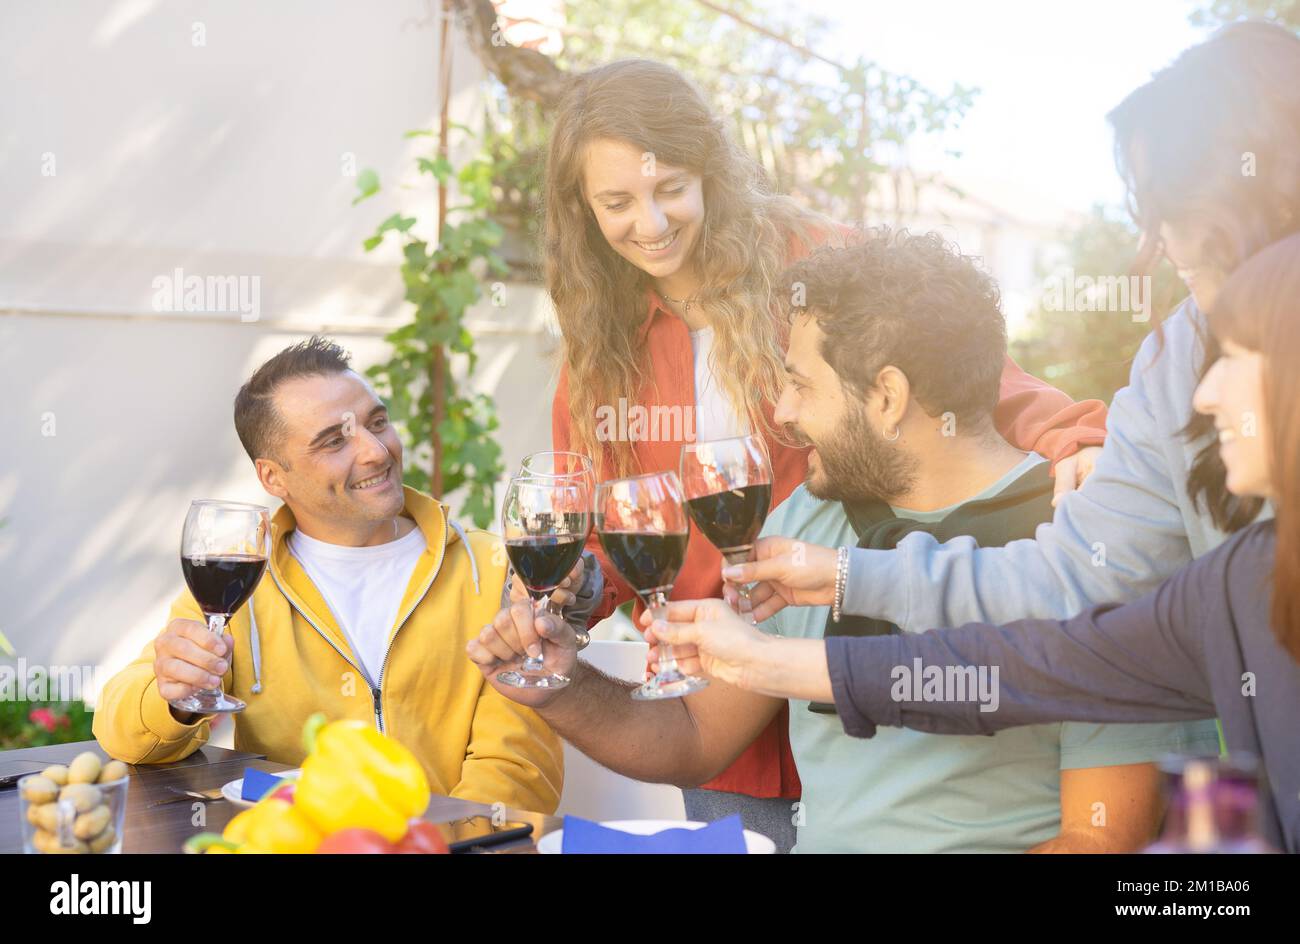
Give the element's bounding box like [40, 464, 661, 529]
[93, 487, 563, 814]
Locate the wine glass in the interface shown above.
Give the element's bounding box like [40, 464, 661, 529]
[680, 435, 773, 624]
[498, 474, 592, 689]
[595, 470, 705, 700]
[175, 500, 271, 714]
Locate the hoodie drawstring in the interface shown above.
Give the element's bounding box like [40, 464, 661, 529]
[248, 603, 263, 694]
[448, 519, 481, 595]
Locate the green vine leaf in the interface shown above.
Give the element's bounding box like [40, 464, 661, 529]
[417, 157, 455, 184]
[352, 168, 381, 206]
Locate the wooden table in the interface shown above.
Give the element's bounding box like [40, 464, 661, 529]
[0, 741, 562, 854]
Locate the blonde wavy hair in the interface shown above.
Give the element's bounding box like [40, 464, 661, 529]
[544, 58, 835, 478]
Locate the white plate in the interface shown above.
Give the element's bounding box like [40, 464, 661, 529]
[221, 769, 302, 808]
[537, 819, 775, 854]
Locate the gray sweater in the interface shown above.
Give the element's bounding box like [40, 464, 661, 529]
[844, 300, 1271, 627]
[828, 522, 1298, 853]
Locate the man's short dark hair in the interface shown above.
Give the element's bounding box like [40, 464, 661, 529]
[234, 336, 352, 463]
[781, 227, 1007, 427]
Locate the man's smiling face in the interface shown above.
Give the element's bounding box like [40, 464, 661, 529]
[773, 311, 849, 490]
[261, 371, 405, 532]
[773, 313, 917, 504]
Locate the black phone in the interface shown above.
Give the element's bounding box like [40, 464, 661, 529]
[0, 760, 49, 788]
[437, 816, 534, 853]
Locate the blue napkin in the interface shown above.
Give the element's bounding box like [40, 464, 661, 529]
[560, 814, 748, 854]
[240, 768, 284, 802]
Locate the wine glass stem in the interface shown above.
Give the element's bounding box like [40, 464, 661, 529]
[523, 596, 550, 671]
[724, 550, 758, 626]
[200, 613, 227, 695]
[649, 593, 678, 674]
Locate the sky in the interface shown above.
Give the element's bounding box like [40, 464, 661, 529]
[807, 0, 1207, 215]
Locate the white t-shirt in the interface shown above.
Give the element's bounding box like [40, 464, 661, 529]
[689, 326, 750, 441]
[286, 523, 427, 685]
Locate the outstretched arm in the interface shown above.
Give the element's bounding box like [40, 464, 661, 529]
[728, 309, 1207, 629]
[653, 533, 1228, 737]
[466, 597, 784, 787]
[827, 546, 1222, 740]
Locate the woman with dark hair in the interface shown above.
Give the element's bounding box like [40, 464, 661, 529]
[717, 21, 1300, 649]
[533, 57, 1109, 848]
[646, 231, 1300, 852]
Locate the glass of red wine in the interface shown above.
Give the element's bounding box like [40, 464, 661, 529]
[680, 435, 772, 624]
[175, 500, 271, 714]
[499, 474, 592, 689]
[595, 470, 705, 700]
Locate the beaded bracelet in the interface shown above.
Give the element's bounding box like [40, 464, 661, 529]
[831, 545, 850, 623]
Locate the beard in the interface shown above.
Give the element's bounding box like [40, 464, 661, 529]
[796, 403, 917, 505]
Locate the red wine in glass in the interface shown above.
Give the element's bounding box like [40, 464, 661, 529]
[180, 554, 267, 617]
[498, 475, 591, 689]
[684, 484, 772, 554]
[505, 535, 585, 599]
[596, 531, 689, 594]
[595, 470, 705, 700]
[680, 435, 773, 623]
[175, 500, 271, 715]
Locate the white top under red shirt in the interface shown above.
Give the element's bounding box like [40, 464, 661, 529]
[689, 326, 751, 442]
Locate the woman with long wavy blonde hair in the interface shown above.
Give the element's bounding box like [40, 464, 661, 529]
[541, 57, 1107, 849]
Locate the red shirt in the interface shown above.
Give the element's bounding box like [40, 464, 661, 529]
[551, 243, 1109, 799]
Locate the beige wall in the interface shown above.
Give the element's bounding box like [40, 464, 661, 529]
[0, 1, 560, 688]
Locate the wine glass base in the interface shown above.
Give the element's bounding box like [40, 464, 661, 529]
[169, 691, 246, 714]
[631, 674, 710, 700]
[498, 668, 571, 689]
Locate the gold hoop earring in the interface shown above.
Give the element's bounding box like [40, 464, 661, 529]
[883, 427, 900, 442]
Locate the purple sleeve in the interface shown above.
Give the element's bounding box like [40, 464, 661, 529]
[827, 538, 1229, 738]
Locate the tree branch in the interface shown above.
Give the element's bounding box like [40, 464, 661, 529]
[451, 0, 575, 111]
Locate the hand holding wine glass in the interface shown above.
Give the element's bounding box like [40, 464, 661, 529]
[467, 596, 584, 709]
[637, 598, 771, 689]
[173, 500, 271, 715]
[641, 598, 835, 703]
[498, 474, 591, 689]
[154, 618, 235, 717]
[719, 535, 839, 621]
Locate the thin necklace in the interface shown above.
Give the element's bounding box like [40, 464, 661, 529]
[660, 290, 699, 317]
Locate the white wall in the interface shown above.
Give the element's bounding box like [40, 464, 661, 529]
[0, 1, 559, 685]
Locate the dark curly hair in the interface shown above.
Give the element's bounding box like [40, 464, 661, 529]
[780, 227, 1007, 429]
[234, 336, 352, 464]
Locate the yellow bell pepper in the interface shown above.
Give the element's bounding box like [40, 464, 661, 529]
[228, 799, 322, 854]
[293, 713, 430, 843]
[184, 798, 321, 854]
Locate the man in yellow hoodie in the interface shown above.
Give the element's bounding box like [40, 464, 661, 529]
[94, 337, 583, 815]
